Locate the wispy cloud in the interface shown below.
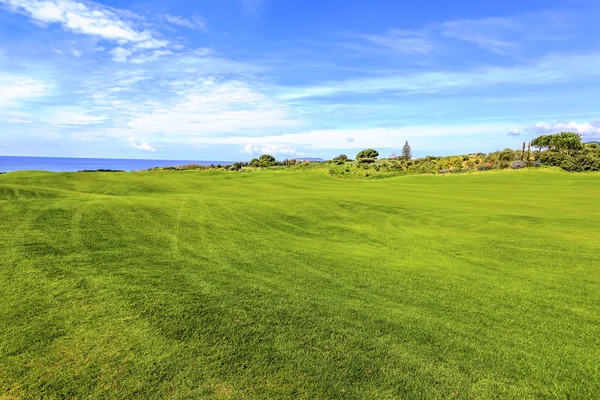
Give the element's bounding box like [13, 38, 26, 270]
[120, 80, 303, 137]
[240, 0, 267, 13]
[45, 111, 108, 126]
[165, 14, 206, 30]
[439, 17, 519, 54]
[342, 10, 575, 57]
[349, 30, 435, 55]
[277, 52, 600, 99]
[0, 0, 167, 49]
[0, 74, 50, 107]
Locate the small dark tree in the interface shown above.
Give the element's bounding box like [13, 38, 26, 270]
[402, 141, 412, 160]
[249, 158, 260, 167]
[527, 142, 531, 165]
[521, 142, 526, 161]
[333, 154, 348, 161]
[356, 149, 379, 160]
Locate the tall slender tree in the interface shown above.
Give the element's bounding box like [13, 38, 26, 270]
[521, 142, 526, 160]
[402, 141, 412, 160]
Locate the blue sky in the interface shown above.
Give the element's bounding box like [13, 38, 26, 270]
[1, 0, 600, 160]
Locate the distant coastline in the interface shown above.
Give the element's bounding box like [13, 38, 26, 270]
[0, 156, 239, 173]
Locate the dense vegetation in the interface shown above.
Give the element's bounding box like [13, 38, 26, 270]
[147, 133, 599, 179]
[1, 169, 599, 398]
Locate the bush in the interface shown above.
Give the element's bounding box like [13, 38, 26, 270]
[477, 165, 493, 171]
[357, 158, 376, 164]
[511, 160, 528, 169]
[356, 149, 379, 160]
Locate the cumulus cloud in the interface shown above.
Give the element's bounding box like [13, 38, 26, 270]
[128, 137, 156, 152]
[526, 121, 600, 137]
[507, 128, 520, 136]
[243, 143, 296, 156]
[0, 0, 167, 49]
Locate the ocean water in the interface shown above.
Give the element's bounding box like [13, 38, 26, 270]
[0, 156, 236, 173]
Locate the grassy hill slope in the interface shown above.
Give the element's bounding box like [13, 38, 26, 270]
[1, 169, 599, 399]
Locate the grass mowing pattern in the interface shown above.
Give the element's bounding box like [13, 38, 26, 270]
[1, 169, 599, 399]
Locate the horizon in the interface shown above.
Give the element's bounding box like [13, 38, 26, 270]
[1, 0, 600, 160]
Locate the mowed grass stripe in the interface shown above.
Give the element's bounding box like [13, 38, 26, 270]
[0, 169, 599, 398]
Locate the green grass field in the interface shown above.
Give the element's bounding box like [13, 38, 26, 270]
[1, 169, 599, 399]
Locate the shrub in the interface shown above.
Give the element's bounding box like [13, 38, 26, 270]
[357, 158, 376, 164]
[356, 149, 379, 160]
[511, 161, 528, 169]
[333, 154, 348, 161]
[477, 165, 493, 171]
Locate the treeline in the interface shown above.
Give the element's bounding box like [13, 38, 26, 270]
[152, 132, 599, 175]
[323, 133, 599, 176]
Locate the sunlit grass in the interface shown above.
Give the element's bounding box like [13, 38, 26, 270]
[1, 168, 599, 398]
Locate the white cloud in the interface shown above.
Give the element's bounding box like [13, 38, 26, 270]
[0, 75, 50, 107]
[277, 53, 600, 99]
[129, 49, 173, 64]
[70, 49, 82, 58]
[185, 124, 513, 149]
[243, 143, 296, 156]
[128, 137, 156, 152]
[110, 47, 132, 62]
[439, 17, 519, 54]
[45, 111, 108, 125]
[507, 128, 520, 136]
[526, 121, 600, 137]
[240, 0, 266, 12]
[121, 81, 303, 137]
[165, 14, 206, 30]
[0, 115, 33, 124]
[351, 30, 434, 55]
[0, 0, 167, 49]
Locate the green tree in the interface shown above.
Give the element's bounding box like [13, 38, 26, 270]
[531, 135, 553, 151]
[551, 132, 584, 155]
[402, 141, 412, 160]
[333, 154, 348, 161]
[356, 149, 379, 160]
[259, 154, 276, 163]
